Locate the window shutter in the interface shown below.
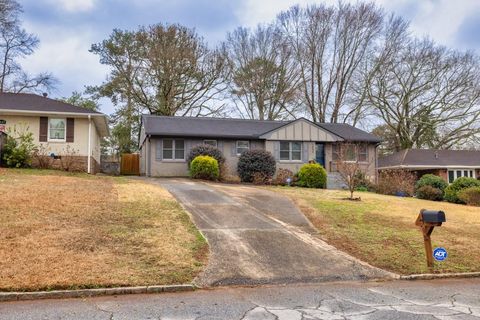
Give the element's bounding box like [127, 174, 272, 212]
[302, 142, 309, 163]
[273, 141, 280, 160]
[39, 117, 48, 142]
[156, 139, 163, 161]
[231, 141, 236, 157]
[218, 140, 224, 153]
[66, 118, 74, 143]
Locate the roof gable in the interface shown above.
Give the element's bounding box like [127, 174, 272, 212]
[259, 118, 342, 141]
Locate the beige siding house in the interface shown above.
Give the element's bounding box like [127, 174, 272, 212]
[0, 93, 108, 173]
[139, 116, 381, 189]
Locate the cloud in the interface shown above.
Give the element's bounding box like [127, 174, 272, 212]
[47, 0, 96, 13]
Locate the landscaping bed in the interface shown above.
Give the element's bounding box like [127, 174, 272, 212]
[0, 169, 208, 291]
[270, 186, 480, 275]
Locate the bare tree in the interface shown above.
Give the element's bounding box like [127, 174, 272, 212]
[224, 24, 301, 120]
[333, 143, 371, 200]
[366, 35, 480, 151]
[91, 23, 228, 117]
[0, 0, 56, 93]
[277, 2, 383, 124]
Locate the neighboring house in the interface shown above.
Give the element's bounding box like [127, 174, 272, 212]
[139, 116, 381, 188]
[378, 149, 480, 183]
[0, 93, 108, 173]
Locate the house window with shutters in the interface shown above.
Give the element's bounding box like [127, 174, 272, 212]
[48, 118, 66, 141]
[279, 141, 302, 161]
[162, 139, 185, 160]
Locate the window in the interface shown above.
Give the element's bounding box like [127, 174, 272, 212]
[48, 118, 66, 141]
[448, 169, 475, 183]
[163, 139, 185, 160]
[280, 141, 302, 161]
[236, 141, 249, 155]
[203, 140, 217, 147]
[332, 143, 368, 162]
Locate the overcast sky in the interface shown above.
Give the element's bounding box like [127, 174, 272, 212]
[18, 0, 480, 114]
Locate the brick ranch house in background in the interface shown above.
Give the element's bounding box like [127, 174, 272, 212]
[378, 149, 480, 184]
[139, 116, 382, 189]
[0, 93, 108, 173]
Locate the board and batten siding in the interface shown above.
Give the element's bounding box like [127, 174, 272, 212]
[259, 118, 342, 142]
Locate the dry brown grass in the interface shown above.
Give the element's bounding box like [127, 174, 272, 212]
[269, 187, 480, 275]
[0, 169, 208, 291]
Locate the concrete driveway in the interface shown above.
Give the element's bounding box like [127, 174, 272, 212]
[150, 178, 394, 287]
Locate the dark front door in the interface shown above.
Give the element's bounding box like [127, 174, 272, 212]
[315, 143, 325, 168]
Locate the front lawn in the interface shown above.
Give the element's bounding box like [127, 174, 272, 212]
[0, 169, 208, 291]
[270, 187, 480, 275]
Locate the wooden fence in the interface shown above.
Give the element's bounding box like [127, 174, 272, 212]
[120, 153, 140, 175]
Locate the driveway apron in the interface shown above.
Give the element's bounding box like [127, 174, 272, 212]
[151, 178, 394, 287]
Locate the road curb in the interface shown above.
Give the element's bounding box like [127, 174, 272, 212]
[0, 284, 196, 302]
[401, 272, 480, 281]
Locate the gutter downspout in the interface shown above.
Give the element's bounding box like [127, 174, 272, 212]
[87, 115, 92, 174]
[147, 135, 151, 177]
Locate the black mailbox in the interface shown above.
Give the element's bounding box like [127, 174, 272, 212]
[421, 210, 446, 224]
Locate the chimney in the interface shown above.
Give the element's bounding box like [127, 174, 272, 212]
[42, 92, 48, 98]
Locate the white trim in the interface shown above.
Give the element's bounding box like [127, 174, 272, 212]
[47, 117, 66, 142]
[162, 138, 185, 161]
[203, 139, 217, 147]
[236, 140, 250, 155]
[448, 168, 476, 184]
[279, 141, 302, 161]
[87, 115, 91, 174]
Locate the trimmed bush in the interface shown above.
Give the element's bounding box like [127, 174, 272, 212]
[444, 177, 480, 203]
[237, 149, 276, 183]
[415, 174, 448, 194]
[189, 155, 219, 180]
[297, 163, 327, 188]
[416, 185, 444, 201]
[187, 145, 225, 167]
[458, 186, 480, 206]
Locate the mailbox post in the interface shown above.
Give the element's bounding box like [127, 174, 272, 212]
[415, 209, 446, 269]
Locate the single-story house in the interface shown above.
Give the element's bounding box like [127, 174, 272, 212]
[0, 92, 108, 173]
[378, 149, 480, 183]
[139, 115, 382, 188]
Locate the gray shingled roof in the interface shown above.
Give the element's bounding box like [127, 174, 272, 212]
[378, 149, 480, 168]
[142, 115, 381, 142]
[0, 92, 102, 114]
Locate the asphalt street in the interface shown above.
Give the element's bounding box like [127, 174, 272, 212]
[1, 279, 479, 319]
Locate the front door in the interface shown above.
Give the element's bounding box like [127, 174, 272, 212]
[315, 143, 325, 168]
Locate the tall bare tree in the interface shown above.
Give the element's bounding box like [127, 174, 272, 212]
[0, 0, 55, 93]
[366, 35, 480, 151]
[277, 2, 383, 124]
[91, 23, 227, 117]
[224, 24, 301, 120]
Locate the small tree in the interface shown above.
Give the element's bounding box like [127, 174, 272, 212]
[334, 143, 371, 200]
[2, 123, 35, 168]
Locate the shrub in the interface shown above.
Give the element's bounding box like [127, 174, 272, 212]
[189, 155, 219, 180]
[444, 177, 480, 203]
[60, 145, 82, 172]
[356, 186, 369, 192]
[32, 143, 53, 169]
[2, 125, 35, 168]
[376, 170, 416, 196]
[187, 145, 225, 167]
[273, 168, 295, 186]
[252, 172, 272, 185]
[416, 185, 444, 201]
[458, 186, 480, 206]
[297, 163, 327, 188]
[237, 149, 276, 183]
[415, 174, 448, 194]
